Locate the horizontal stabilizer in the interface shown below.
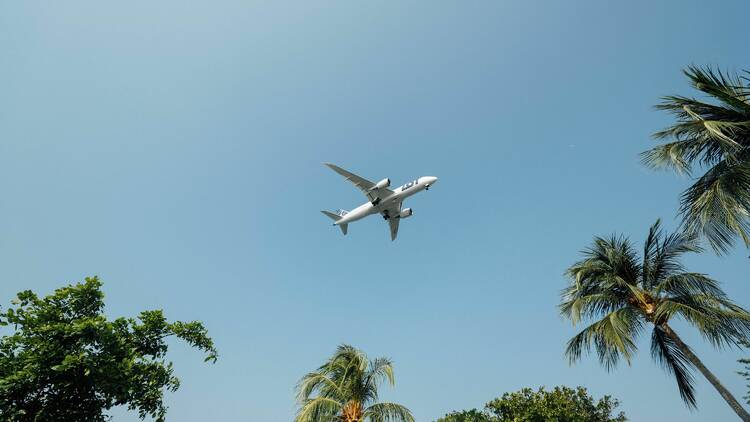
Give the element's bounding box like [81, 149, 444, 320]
[321, 210, 348, 236]
[321, 210, 342, 221]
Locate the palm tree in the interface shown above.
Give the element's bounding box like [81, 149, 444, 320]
[642, 66, 750, 254]
[560, 220, 750, 420]
[295, 344, 415, 422]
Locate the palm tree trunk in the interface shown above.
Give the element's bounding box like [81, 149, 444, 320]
[342, 401, 363, 422]
[663, 324, 750, 421]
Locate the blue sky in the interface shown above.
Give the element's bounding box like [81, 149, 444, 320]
[2, 1, 750, 421]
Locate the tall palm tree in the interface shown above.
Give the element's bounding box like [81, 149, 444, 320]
[642, 66, 750, 254]
[560, 220, 750, 420]
[295, 344, 415, 422]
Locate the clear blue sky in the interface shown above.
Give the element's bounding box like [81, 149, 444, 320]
[2, 1, 749, 421]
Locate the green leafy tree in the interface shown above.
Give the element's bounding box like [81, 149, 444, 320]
[295, 344, 414, 422]
[435, 386, 626, 422]
[0, 277, 217, 422]
[484, 387, 625, 422]
[435, 408, 491, 422]
[642, 66, 750, 254]
[561, 220, 750, 420]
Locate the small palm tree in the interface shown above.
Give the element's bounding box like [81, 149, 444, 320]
[642, 66, 750, 254]
[561, 220, 750, 420]
[295, 344, 415, 422]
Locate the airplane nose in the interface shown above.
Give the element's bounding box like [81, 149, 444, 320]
[427, 176, 438, 185]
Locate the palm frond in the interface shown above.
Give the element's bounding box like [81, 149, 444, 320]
[654, 273, 724, 298]
[565, 234, 643, 305]
[565, 307, 644, 371]
[364, 357, 395, 399]
[642, 219, 663, 286]
[594, 235, 641, 285]
[679, 155, 750, 253]
[560, 292, 629, 325]
[651, 327, 697, 408]
[683, 65, 750, 113]
[656, 295, 750, 348]
[647, 101, 749, 169]
[641, 139, 699, 174]
[296, 372, 342, 403]
[295, 397, 343, 422]
[364, 402, 415, 422]
[646, 228, 701, 288]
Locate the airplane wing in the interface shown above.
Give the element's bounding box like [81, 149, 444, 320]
[382, 202, 402, 241]
[388, 217, 400, 241]
[325, 163, 394, 203]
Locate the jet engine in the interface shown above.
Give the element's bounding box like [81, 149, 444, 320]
[372, 178, 391, 190]
[399, 208, 413, 219]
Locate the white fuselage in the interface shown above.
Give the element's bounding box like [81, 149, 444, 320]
[335, 176, 437, 226]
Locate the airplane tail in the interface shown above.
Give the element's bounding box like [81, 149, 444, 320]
[321, 210, 348, 235]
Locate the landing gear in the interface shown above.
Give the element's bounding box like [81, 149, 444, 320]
[425, 185, 430, 191]
[382, 211, 390, 220]
[371, 198, 381, 206]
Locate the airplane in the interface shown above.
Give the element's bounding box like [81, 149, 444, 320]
[321, 163, 438, 241]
